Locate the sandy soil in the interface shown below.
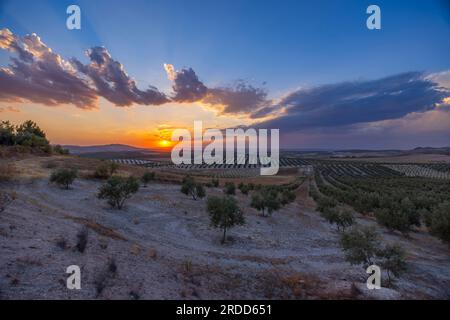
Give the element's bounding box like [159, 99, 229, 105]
[0, 159, 449, 299]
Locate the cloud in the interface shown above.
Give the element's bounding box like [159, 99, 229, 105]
[0, 28, 98, 109]
[0, 29, 168, 109]
[164, 63, 270, 115]
[204, 81, 269, 115]
[253, 72, 450, 132]
[427, 70, 450, 90]
[1, 27, 450, 138]
[73, 47, 169, 106]
[163, 63, 207, 103]
[0, 106, 20, 113]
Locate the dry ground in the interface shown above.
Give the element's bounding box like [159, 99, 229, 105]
[0, 155, 449, 299]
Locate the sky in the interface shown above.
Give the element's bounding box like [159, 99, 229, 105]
[0, 0, 450, 149]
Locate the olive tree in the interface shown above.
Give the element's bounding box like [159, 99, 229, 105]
[181, 175, 205, 200]
[377, 244, 407, 286]
[50, 168, 77, 189]
[340, 226, 379, 268]
[250, 187, 281, 217]
[98, 176, 140, 209]
[207, 195, 245, 244]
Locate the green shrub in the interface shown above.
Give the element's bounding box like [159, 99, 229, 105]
[429, 202, 450, 245]
[141, 171, 155, 187]
[15, 120, 50, 152]
[94, 161, 119, 179]
[238, 183, 250, 195]
[340, 226, 408, 285]
[375, 207, 411, 235]
[0, 121, 15, 146]
[207, 195, 245, 244]
[280, 189, 296, 205]
[52, 145, 69, 155]
[98, 176, 140, 209]
[322, 206, 355, 231]
[224, 182, 236, 195]
[50, 168, 77, 189]
[250, 187, 281, 216]
[181, 175, 205, 200]
[340, 226, 378, 268]
[211, 178, 219, 187]
[377, 244, 407, 285]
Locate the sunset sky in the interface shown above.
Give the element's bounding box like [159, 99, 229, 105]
[1, 0, 450, 150]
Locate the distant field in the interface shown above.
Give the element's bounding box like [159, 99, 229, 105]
[332, 154, 450, 164]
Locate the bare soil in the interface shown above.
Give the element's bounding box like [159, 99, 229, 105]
[0, 156, 449, 299]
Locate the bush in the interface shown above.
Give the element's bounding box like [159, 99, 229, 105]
[375, 207, 411, 235]
[224, 182, 236, 195]
[52, 145, 69, 155]
[94, 161, 119, 179]
[238, 183, 250, 195]
[0, 120, 51, 153]
[429, 201, 450, 245]
[181, 175, 205, 200]
[211, 178, 219, 188]
[50, 168, 77, 189]
[207, 195, 245, 244]
[340, 226, 378, 268]
[377, 244, 407, 285]
[97, 176, 140, 209]
[251, 187, 281, 216]
[141, 171, 155, 187]
[280, 189, 296, 205]
[322, 206, 355, 231]
[14, 120, 50, 152]
[76, 227, 88, 253]
[340, 226, 408, 285]
[0, 121, 15, 146]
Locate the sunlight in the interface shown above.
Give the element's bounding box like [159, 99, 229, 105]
[158, 139, 171, 148]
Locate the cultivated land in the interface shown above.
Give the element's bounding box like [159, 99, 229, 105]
[0, 154, 449, 299]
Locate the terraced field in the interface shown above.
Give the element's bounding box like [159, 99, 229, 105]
[384, 164, 450, 180]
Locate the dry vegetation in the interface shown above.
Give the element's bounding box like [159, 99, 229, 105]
[0, 149, 449, 299]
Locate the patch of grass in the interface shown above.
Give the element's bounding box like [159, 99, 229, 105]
[75, 227, 88, 253]
[94, 258, 118, 298]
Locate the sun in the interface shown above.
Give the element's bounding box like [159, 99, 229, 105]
[158, 139, 171, 148]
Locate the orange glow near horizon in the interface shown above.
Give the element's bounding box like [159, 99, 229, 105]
[158, 139, 172, 148]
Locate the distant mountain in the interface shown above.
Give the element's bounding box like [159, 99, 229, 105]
[409, 147, 450, 155]
[63, 144, 156, 155]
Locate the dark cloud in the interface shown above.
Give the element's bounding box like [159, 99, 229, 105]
[254, 72, 450, 131]
[0, 29, 167, 109]
[0, 28, 98, 109]
[164, 63, 207, 102]
[204, 81, 269, 115]
[74, 47, 169, 106]
[164, 64, 270, 115]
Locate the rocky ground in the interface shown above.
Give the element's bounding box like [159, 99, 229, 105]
[0, 157, 449, 299]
